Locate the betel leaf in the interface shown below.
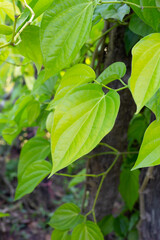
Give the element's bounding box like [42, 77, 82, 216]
[132, 120, 160, 170]
[146, 89, 160, 120]
[2, 121, 21, 145]
[50, 84, 120, 175]
[16, 0, 53, 32]
[0, 24, 12, 35]
[17, 26, 43, 72]
[47, 64, 96, 110]
[51, 230, 71, 240]
[97, 62, 126, 85]
[119, 168, 140, 210]
[98, 215, 114, 236]
[94, 3, 130, 22]
[71, 221, 104, 240]
[40, 0, 94, 80]
[130, 33, 160, 113]
[129, 14, 154, 37]
[46, 111, 54, 133]
[17, 137, 50, 180]
[49, 203, 84, 230]
[26, 100, 40, 125]
[127, 0, 160, 31]
[0, 1, 20, 21]
[15, 160, 51, 200]
[156, 0, 160, 11]
[114, 215, 129, 238]
[68, 168, 86, 188]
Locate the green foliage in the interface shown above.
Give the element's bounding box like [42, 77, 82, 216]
[51, 229, 71, 240]
[119, 168, 140, 210]
[96, 62, 126, 85]
[51, 86, 120, 175]
[15, 160, 51, 200]
[17, 25, 43, 72]
[128, 0, 160, 31]
[72, 221, 104, 240]
[130, 33, 160, 113]
[133, 120, 160, 169]
[1, 0, 160, 238]
[17, 137, 50, 180]
[40, 0, 94, 79]
[49, 203, 84, 230]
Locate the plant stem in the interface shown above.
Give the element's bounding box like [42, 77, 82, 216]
[0, 42, 11, 50]
[85, 155, 119, 222]
[118, 78, 127, 86]
[14, 0, 35, 42]
[116, 85, 128, 92]
[98, 1, 160, 9]
[94, 79, 112, 91]
[98, 142, 119, 152]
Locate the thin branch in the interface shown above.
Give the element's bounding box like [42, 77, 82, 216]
[98, 1, 160, 10]
[14, 0, 35, 42]
[98, 142, 119, 152]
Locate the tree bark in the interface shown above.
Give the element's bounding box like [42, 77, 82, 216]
[139, 166, 160, 240]
[86, 25, 135, 221]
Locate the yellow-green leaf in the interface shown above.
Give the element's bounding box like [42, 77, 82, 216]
[130, 33, 160, 113]
[132, 120, 160, 170]
[40, 0, 94, 79]
[50, 84, 120, 175]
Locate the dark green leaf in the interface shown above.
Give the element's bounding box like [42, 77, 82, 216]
[119, 169, 140, 210]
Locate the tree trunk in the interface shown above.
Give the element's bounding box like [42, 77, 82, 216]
[139, 166, 160, 240]
[86, 24, 136, 223]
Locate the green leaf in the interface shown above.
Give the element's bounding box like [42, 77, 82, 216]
[50, 84, 120, 175]
[128, 113, 149, 146]
[130, 33, 160, 113]
[40, 0, 94, 79]
[114, 215, 129, 238]
[49, 203, 84, 230]
[0, 1, 20, 20]
[27, 100, 40, 125]
[97, 62, 126, 85]
[18, 137, 50, 180]
[0, 212, 10, 218]
[47, 64, 95, 110]
[127, 0, 160, 31]
[15, 160, 51, 200]
[46, 111, 54, 133]
[16, 0, 53, 32]
[17, 26, 43, 72]
[132, 120, 160, 170]
[2, 121, 21, 145]
[94, 3, 130, 22]
[119, 169, 140, 210]
[0, 24, 12, 35]
[129, 14, 154, 37]
[98, 215, 114, 236]
[146, 89, 160, 120]
[156, 0, 160, 11]
[68, 168, 86, 188]
[51, 230, 71, 240]
[71, 221, 104, 240]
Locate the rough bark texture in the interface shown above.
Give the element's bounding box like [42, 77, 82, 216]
[139, 166, 160, 240]
[86, 25, 136, 222]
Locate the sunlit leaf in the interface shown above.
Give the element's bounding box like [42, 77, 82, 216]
[51, 84, 120, 175]
[130, 33, 160, 113]
[40, 0, 94, 79]
[132, 120, 160, 170]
